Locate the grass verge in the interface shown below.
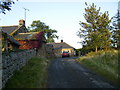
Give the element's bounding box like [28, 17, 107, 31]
[4, 56, 49, 88]
[77, 50, 119, 86]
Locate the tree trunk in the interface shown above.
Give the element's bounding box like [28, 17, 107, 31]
[95, 46, 97, 53]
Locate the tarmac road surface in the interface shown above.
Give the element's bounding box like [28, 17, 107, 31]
[47, 57, 118, 88]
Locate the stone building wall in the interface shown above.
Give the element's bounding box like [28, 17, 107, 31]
[54, 49, 62, 57]
[36, 43, 55, 59]
[2, 49, 36, 88]
[37, 43, 47, 58]
[46, 44, 55, 58]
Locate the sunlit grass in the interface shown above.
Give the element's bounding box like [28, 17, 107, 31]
[77, 49, 119, 86]
[4, 56, 49, 88]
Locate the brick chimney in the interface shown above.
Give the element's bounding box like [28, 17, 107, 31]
[19, 19, 25, 26]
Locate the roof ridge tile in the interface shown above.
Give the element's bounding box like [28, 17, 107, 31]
[0, 25, 21, 27]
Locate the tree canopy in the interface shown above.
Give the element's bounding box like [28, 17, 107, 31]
[111, 10, 120, 49]
[28, 20, 59, 43]
[77, 3, 112, 52]
[0, 0, 17, 14]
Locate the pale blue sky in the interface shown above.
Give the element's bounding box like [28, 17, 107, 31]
[0, 0, 119, 49]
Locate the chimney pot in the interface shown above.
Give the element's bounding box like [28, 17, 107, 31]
[19, 19, 25, 26]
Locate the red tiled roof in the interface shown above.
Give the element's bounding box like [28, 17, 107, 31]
[18, 40, 42, 49]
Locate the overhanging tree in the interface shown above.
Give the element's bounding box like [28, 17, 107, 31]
[77, 3, 112, 52]
[28, 20, 59, 43]
[0, 0, 17, 14]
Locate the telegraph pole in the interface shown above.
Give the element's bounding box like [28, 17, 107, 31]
[23, 8, 29, 25]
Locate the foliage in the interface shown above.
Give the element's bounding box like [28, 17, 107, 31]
[75, 48, 81, 56]
[28, 20, 59, 43]
[77, 50, 119, 85]
[77, 3, 112, 52]
[111, 10, 120, 49]
[5, 57, 49, 88]
[0, 0, 17, 14]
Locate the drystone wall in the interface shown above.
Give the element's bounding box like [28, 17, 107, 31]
[0, 32, 2, 89]
[0, 51, 2, 90]
[2, 49, 36, 88]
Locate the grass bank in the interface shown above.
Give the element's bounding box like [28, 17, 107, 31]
[5, 56, 49, 88]
[77, 50, 119, 86]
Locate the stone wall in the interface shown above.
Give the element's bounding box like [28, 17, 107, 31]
[37, 43, 47, 58]
[46, 44, 55, 58]
[2, 49, 36, 88]
[0, 33, 2, 90]
[0, 50, 2, 90]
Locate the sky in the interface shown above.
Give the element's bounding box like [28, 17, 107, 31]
[0, 0, 119, 49]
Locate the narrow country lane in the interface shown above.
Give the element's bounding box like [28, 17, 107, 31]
[47, 57, 117, 88]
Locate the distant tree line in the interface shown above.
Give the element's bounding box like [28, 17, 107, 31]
[77, 2, 119, 55]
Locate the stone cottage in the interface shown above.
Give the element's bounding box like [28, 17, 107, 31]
[47, 40, 75, 57]
[0, 20, 28, 36]
[0, 19, 49, 57]
[1, 19, 57, 58]
[0, 20, 27, 51]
